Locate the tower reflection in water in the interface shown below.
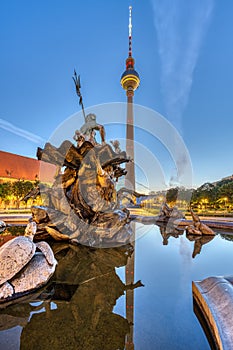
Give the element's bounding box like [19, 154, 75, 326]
[125, 222, 136, 350]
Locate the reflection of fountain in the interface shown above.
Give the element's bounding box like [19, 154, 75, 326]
[157, 222, 216, 259]
[0, 243, 144, 349]
[186, 234, 215, 259]
[158, 223, 184, 246]
[0, 243, 142, 350]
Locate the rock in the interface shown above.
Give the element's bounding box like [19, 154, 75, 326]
[0, 236, 36, 285]
[10, 253, 56, 295]
[0, 222, 57, 303]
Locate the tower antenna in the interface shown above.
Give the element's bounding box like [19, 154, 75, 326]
[128, 5, 132, 57]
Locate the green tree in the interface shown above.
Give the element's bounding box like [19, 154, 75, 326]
[0, 182, 12, 200]
[218, 182, 233, 204]
[12, 181, 34, 208]
[166, 187, 179, 204]
[0, 182, 12, 209]
[191, 183, 218, 207]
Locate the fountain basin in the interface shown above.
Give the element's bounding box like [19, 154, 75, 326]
[193, 276, 233, 350]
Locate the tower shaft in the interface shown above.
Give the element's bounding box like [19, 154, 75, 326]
[126, 92, 135, 190]
[120, 5, 140, 191]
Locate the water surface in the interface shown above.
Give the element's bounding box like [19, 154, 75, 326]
[0, 223, 233, 349]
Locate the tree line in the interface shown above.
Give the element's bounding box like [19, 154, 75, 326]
[0, 180, 35, 209]
[191, 179, 233, 209]
[166, 178, 233, 209]
[144, 178, 233, 213]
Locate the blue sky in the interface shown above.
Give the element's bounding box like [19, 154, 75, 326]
[0, 0, 233, 189]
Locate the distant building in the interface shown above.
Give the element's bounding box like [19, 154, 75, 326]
[0, 150, 56, 184]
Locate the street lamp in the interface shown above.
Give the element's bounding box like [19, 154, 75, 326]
[200, 198, 208, 211]
[224, 197, 228, 211]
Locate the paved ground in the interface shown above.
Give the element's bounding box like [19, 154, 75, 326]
[186, 215, 233, 222]
[129, 208, 233, 222]
[0, 213, 30, 223]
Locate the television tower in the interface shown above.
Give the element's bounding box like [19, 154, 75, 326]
[121, 6, 140, 350]
[120, 5, 140, 191]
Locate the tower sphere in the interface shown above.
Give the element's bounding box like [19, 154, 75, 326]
[120, 68, 140, 92]
[120, 14, 140, 94]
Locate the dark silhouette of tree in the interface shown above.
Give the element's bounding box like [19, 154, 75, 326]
[0, 182, 12, 208]
[166, 187, 179, 204]
[219, 182, 233, 203]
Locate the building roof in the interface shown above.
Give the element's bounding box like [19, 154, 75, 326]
[0, 150, 56, 183]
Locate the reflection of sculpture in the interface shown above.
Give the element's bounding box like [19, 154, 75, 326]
[186, 209, 215, 236]
[0, 220, 57, 302]
[0, 297, 46, 331]
[157, 221, 215, 258]
[158, 224, 184, 246]
[186, 234, 215, 258]
[0, 243, 143, 350]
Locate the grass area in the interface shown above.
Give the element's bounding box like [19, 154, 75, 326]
[0, 226, 25, 236]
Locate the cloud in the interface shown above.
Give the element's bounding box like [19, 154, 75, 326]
[151, 0, 214, 130]
[179, 236, 192, 264]
[0, 118, 45, 144]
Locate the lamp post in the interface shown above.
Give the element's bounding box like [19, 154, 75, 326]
[224, 197, 228, 212]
